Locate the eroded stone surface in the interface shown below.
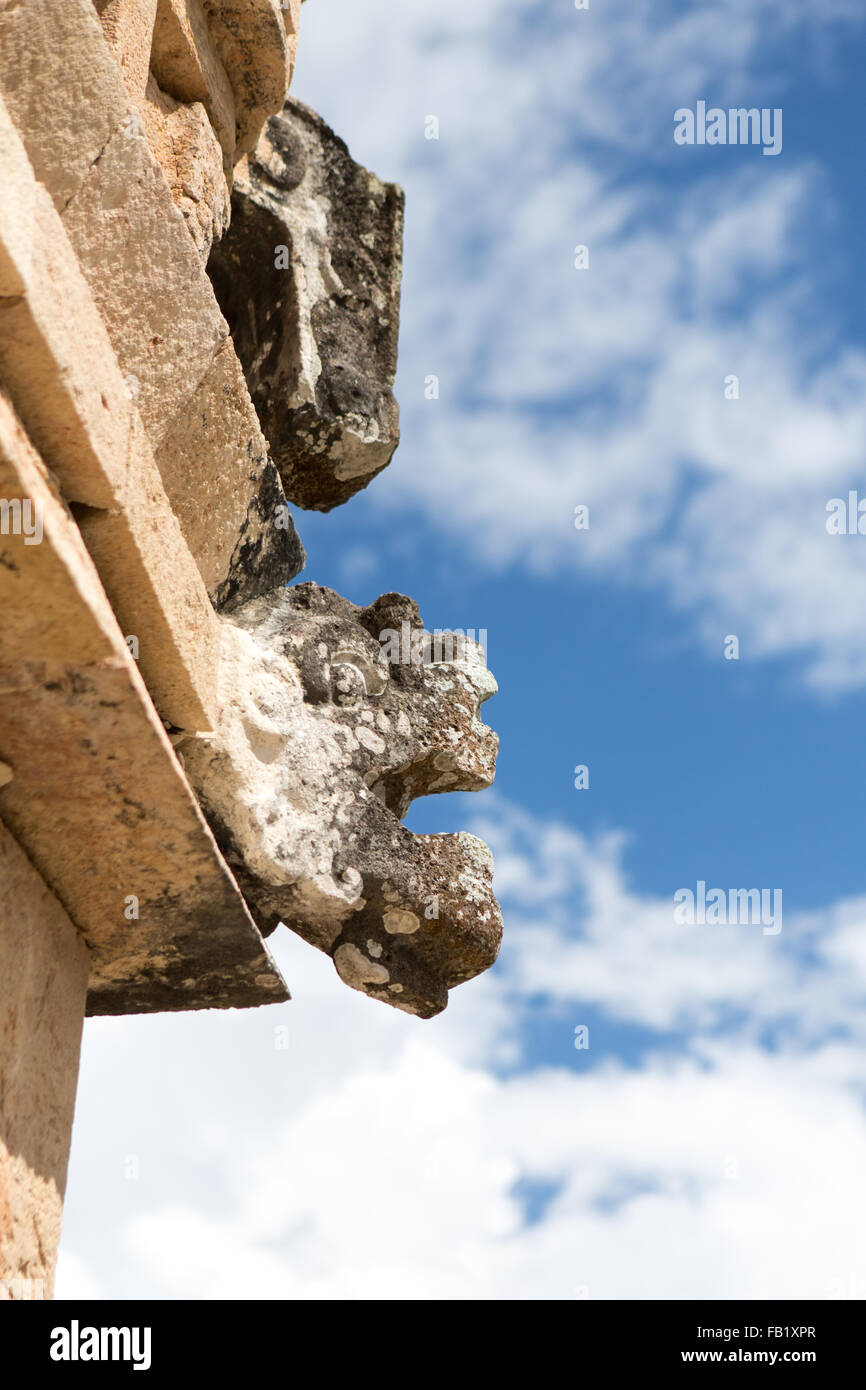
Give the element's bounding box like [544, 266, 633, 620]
[201, 0, 293, 156]
[50, 88, 303, 611]
[60, 117, 230, 446]
[208, 98, 404, 510]
[155, 339, 305, 609]
[0, 388, 289, 1015]
[0, 103, 222, 730]
[0, 0, 130, 212]
[141, 73, 230, 259]
[180, 584, 502, 1017]
[94, 0, 159, 104]
[0, 821, 90, 1301]
[150, 0, 237, 168]
[90, 0, 303, 257]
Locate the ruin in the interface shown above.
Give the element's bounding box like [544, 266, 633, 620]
[0, 0, 501, 1298]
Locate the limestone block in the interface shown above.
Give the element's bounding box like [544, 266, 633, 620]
[0, 0, 130, 211]
[0, 97, 37, 299]
[0, 24, 301, 620]
[0, 121, 221, 729]
[142, 74, 230, 259]
[93, 0, 159, 105]
[0, 141, 132, 509]
[6, 81, 304, 622]
[282, 0, 301, 85]
[180, 585, 502, 1018]
[0, 821, 90, 1300]
[150, 0, 237, 166]
[201, 0, 292, 155]
[208, 99, 404, 510]
[60, 116, 229, 448]
[155, 340, 305, 608]
[0, 398, 120, 666]
[73, 411, 223, 732]
[96, 1, 239, 257]
[0, 392, 289, 1014]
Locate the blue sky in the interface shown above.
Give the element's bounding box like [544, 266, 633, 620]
[58, 0, 866, 1299]
[295, 0, 866, 909]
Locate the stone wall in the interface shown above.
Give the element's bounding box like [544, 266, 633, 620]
[0, 822, 90, 1300]
[0, 0, 501, 1296]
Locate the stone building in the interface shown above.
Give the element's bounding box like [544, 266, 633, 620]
[0, 1, 501, 1298]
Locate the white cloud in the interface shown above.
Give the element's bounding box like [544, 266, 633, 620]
[51, 0, 866, 1306]
[57, 797, 866, 1300]
[291, 0, 866, 691]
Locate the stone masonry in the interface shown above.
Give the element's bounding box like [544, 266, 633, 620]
[0, 0, 501, 1297]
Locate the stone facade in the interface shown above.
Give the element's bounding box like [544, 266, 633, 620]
[0, 0, 501, 1297]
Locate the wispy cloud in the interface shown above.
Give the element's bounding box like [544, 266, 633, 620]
[295, 0, 866, 691]
[53, 1, 866, 1307]
[57, 796, 866, 1300]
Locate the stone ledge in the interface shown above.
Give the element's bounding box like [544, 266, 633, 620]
[0, 0, 131, 213]
[0, 96, 221, 732]
[0, 819, 90, 1298]
[1, 3, 304, 614]
[0, 390, 289, 1015]
[150, 0, 237, 165]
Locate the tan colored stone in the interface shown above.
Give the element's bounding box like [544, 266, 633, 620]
[0, 131, 129, 509]
[0, 820, 90, 1301]
[142, 74, 230, 259]
[0, 113, 221, 730]
[0, 98, 37, 299]
[0, 373, 216, 730]
[93, 0, 159, 105]
[0, 86, 295, 640]
[150, 0, 237, 165]
[74, 411, 223, 732]
[60, 114, 229, 446]
[283, 0, 301, 83]
[201, 0, 291, 154]
[0, 402, 118, 665]
[0, 2, 229, 440]
[0, 391, 289, 1015]
[0, 0, 131, 211]
[155, 340, 304, 606]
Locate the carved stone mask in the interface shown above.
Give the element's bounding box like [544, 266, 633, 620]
[180, 583, 501, 1017]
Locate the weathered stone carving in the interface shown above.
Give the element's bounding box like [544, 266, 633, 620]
[179, 585, 502, 1017]
[208, 98, 404, 510]
[201, 0, 298, 156]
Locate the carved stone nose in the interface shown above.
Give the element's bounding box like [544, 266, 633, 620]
[332, 811, 502, 1019]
